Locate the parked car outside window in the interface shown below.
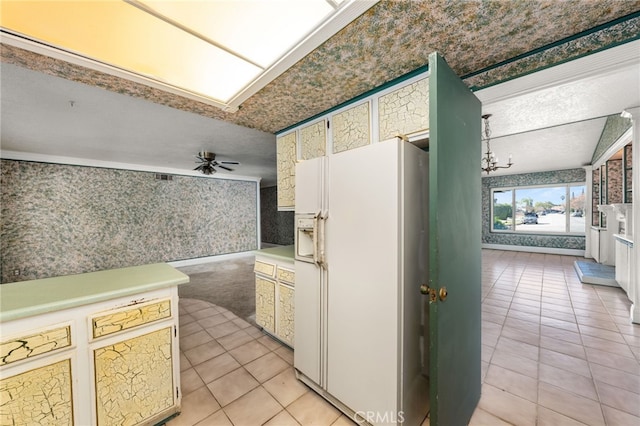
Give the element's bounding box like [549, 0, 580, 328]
[523, 212, 538, 224]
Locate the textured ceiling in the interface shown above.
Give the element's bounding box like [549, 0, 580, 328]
[2, 1, 639, 135]
[1, 1, 639, 187]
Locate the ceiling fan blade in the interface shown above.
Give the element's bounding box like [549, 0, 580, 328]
[220, 161, 240, 165]
[194, 164, 204, 171]
[217, 165, 234, 171]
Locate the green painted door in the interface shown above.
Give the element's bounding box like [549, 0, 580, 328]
[428, 52, 482, 425]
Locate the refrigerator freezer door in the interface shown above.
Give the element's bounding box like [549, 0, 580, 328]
[295, 157, 325, 214]
[294, 260, 322, 384]
[294, 157, 326, 385]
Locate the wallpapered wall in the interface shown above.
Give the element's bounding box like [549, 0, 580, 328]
[1, 160, 258, 283]
[482, 168, 586, 250]
[591, 115, 632, 164]
[260, 186, 294, 246]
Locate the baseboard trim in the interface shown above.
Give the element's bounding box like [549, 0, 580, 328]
[482, 243, 586, 257]
[169, 251, 255, 267]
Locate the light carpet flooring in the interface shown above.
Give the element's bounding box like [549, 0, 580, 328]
[167, 249, 640, 425]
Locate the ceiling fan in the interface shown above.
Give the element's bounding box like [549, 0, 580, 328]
[194, 151, 239, 175]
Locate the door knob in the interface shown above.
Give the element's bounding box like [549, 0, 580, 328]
[420, 284, 437, 302]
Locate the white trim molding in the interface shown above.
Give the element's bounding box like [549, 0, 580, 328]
[482, 243, 585, 257]
[168, 250, 256, 268]
[0, 150, 262, 184]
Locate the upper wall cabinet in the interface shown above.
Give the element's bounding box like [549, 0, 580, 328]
[300, 120, 327, 160]
[276, 73, 429, 211]
[277, 132, 297, 210]
[332, 102, 371, 154]
[378, 77, 429, 141]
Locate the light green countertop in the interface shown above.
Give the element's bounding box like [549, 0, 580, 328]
[0, 263, 189, 323]
[254, 245, 295, 262]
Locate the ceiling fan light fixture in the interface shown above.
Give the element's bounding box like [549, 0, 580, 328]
[194, 151, 239, 175]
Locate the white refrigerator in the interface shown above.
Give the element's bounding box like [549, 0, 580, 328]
[294, 138, 430, 426]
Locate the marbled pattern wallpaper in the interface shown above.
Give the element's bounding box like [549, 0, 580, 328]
[260, 186, 294, 246]
[2, 3, 638, 134]
[0, 160, 258, 283]
[591, 115, 633, 163]
[482, 169, 586, 250]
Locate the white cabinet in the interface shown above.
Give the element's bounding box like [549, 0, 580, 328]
[614, 236, 633, 299]
[254, 246, 295, 346]
[0, 264, 188, 426]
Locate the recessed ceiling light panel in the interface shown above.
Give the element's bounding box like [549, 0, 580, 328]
[1, 0, 378, 110]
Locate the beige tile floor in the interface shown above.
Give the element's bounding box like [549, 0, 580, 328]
[168, 249, 640, 425]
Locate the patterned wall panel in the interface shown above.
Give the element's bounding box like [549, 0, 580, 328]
[94, 327, 174, 426]
[92, 300, 171, 338]
[0, 160, 258, 283]
[606, 159, 623, 204]
[300, 121, 326, 160]
[276, 133, 297, 209]
[482, 169, 586, 249]
[591, 115, 632, 164]
[0, 359, 73, 425]
[378, 78, 429, 141]
[260, 186, 294, 245]
[277, 284, 295, 346]
[1, 326, 71, 366]
[255, 277, 276, 333]
[332, 102, 371, 154]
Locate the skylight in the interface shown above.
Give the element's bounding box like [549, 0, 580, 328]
[0, 0, 377, 111]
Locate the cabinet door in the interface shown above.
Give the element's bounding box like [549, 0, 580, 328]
[277, 283, 295, 346]
[428, 51, 482, 425]
[0, 358, 74, 425]
[276, 132, 297, 210]
[255, 276, 276, 333]
[93, 327, 175, 426]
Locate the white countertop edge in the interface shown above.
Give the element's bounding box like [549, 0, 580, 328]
[613, 234, 634, 247]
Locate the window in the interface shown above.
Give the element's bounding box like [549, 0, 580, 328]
[491, 183, 586, 234]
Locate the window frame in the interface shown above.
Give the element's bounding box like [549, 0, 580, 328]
[490, 182, 587, 236]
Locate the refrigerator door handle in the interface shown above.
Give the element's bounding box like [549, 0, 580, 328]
[312, 212, 320, 266]
[318, 211, 328, 269]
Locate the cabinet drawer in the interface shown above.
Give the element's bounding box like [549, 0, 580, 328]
[254, 260, 276, 277]
[1, 325, 71, 366]
[91, 299, 172, 339]
[277, 267, 295, 286]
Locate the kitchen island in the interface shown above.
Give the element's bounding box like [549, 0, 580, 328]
[0, 263, 189, 426]
[254, 245, 295, 346]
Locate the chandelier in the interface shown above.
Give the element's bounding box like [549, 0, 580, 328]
[481, 114, 513, 174]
